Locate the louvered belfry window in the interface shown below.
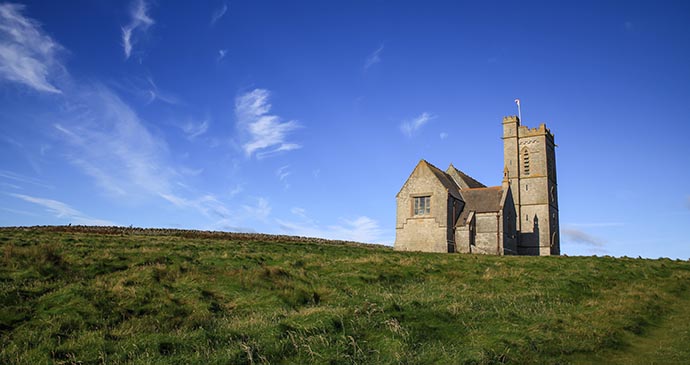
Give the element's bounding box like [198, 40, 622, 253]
[522, 148, 530, 176]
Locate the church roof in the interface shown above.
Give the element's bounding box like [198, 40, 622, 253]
[456, 186, 505, 227]
[421, 160, 462, 199]
[446, 164, 486, 189]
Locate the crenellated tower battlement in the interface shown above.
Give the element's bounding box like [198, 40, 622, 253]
[502, 115, 559, 255]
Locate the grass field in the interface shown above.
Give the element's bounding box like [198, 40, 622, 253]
[1, 226, 689, 364]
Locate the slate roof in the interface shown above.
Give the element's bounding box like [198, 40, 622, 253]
[397, 160, 504, 220]
[421, 160, 462, 199]
[446, 164, 486, 189]
[456, 186, 506, 227]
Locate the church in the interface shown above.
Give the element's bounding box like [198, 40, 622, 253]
[394, 115, 560, 256]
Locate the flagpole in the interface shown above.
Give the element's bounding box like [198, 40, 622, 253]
[514, 98, 522, 122]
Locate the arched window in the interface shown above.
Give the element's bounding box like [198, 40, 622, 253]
[522, 148, 530, 176]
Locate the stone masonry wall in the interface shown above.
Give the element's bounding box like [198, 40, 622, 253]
[395, 163, 452, 252]
[504, 116, 559, 256]
[472, 213, 501, 255]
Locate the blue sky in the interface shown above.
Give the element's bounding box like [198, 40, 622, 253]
[1, 1, 689, 258]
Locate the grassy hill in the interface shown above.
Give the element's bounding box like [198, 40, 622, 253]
[1, 226, 689, 364]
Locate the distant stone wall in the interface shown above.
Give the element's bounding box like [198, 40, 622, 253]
[0, 225, 382, 248]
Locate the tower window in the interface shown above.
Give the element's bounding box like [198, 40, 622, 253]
[522, 148, 530, 176]
[413, 196, 431, 216]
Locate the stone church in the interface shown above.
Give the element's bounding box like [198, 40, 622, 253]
[394, 115, 560, 256]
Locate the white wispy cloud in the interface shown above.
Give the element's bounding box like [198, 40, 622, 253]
[330, 216, 385, 243]
[439, 132, 448, 140]
[277, 209, 387, 243]
[182, 120, 209, 140]
[364, 44, 384, 70]
[121, 0, 154, 59]
[0, 169, 53, 189]
[290, 207, 308, 220]
[160, 192, 231, 220]
[0, 3, 63, 93]
[0, 2, 239, 230]
[276, 165, 291, 189]
[217, 49, 228, 62]
[210, 3, 228, 26]
[10, 193, 115, 225]
[54, 84, 172, 198]
[562, 228, 605, 247]
[243, 197, 271, 221]
[143, 76, 178, 104]
[114, 76, 179, 105]
[0, 182, 21, 190]
[276, 165, 290, 181]
[179, 166, 203, 176]
[235, 88, 301, 158]
[624, 21, 633, 32]
[1, 135, 23, 148]
[162, 193, 268, 232]
[400, 112, 437, 137]
[228, 184, 243, 198]
[565, 222, 625, 228]
[1, 206, 38, 217]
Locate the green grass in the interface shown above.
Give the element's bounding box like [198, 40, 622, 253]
[1, 226, 689, 364]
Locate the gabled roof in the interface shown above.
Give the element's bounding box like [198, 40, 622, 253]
[396, 160, 462, 199]
[423, 160, 462, 199]
[446, 164, 486, 189]
[456, 186, 506, 227]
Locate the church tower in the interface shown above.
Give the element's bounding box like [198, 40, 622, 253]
[502, 116, 560, 255]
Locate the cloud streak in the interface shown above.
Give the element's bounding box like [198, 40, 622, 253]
[160, 192, 231, 220]
[364, 44, 384, 70]
[276, 165, 291, 189]
[235, 89, 301, 158]
[121, 0, 154, 59]
[401, 112, 437, 137]
[0, 169, 53, 189]
[243, 197, 271, 221]
[162, 194, 272, 232]
[0, 2, 241, 231]
[210, 3, 228, 26]
[54, 84, 172, 198]
[217, 49, 228, 62]
[562, 228, 605, 247]
[565, 222, 625, 228]
[277, 209, 387, 243]
[11, 193, 114, 225]
[276, 165, 290, 181]
[0, 3, 63, 93]
[143, 76, 179, 105]
[182, 120, 209, 140]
